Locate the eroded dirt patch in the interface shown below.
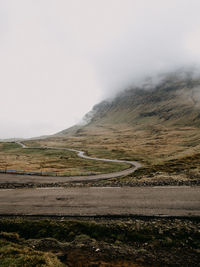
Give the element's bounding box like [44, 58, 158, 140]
[64, 249, 143, 267]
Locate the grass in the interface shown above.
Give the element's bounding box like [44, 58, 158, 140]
[27, 123, 200, 182]
[79, 152, 200, 186]
[127, 153, 200, 179]
[0, 218, 199, 266]
[1, 120, 200, 181]
[0, 218, 199, 245]
[33, 124, 200, 163]
[0, 231, 64, 267]
[1, 122, 199, 183]
[0, 142, 130, 174]
[2, 77, 200, 180]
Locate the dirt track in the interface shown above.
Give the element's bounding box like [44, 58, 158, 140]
[0, 186, 199, 217]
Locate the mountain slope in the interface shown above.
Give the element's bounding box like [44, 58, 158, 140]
[51, 73, 200, 165]
[82, 75, 200, 128]
[58, 73, 200, 139]
[27, 72, 200, 184]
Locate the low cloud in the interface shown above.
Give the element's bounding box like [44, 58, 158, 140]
[93, 1, 200, 97]
[1, 0, 200, 138]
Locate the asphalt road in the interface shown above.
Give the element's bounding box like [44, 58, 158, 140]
[0, 186, 199, 217]
[0, 165, 138, 184]
[0, 142, 141, 184]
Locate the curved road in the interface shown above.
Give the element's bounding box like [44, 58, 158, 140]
[3, 141, 141, 183]
[0, 142, 199, 217]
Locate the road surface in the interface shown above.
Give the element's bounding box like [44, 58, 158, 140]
[0, 141, 141, 184]
[0, 186, 199, 217]
[1, 142, 199, 218]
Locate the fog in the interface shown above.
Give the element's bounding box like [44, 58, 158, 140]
[1, 0, 200, 138]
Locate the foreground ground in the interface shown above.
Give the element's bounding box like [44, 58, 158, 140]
[0, 217, 199, 267]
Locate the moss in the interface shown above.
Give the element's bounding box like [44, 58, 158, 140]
[0, 218, 199, 266]
[0, 218, 199, 248]
[0, 240, 64, 267]
[0, 232, 20, 242]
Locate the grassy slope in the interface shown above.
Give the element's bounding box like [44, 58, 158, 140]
[1, 75, 200, 179]
[1, 75, 199, 179]
[33, 75, 200, 183]
[54, 77, 200, 159]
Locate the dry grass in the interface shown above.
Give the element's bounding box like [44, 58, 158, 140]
[1, 122, 200, 179]
[24, 123, 200, 182]
[0, 142, 129, 173]
[0, 238, 64, 267]
[30, 124, 200, 165]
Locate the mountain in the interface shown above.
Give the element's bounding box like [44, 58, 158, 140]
[91, 77, 200, 127]
[60, 73, 200, 135]
[53, 72, 200, 166]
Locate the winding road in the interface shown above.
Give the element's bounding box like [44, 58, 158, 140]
[0, 142, 199, 217]
[0, 141, 141, 183]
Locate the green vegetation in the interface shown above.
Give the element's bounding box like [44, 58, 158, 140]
[0, 233, 63, 267]
[131, 153, 200, 178]
[0, 142, 130, 173]
[0, 218, 199, 247]
[2, 75, 200, 181]
[45, 76, 200, 168]
[84, 153, 200, 187]
[0, 142, 20, 151]
[0, 218, 199, 266]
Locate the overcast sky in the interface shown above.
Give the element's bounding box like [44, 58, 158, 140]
[1, 0, 200, 139]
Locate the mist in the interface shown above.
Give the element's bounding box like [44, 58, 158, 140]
[1, 0, 200, 138]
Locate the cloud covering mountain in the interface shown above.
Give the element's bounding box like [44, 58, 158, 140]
[1, 0, 200, 138]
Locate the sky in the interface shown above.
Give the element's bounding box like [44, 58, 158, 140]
[1, 0, 200, 139]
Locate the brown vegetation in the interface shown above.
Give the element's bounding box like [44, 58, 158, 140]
[0, 218, 199, 267]
[0, 142, 129, 174]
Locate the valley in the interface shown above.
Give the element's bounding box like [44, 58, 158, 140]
[0, 73, 200, 266]
[0, 142, 131, 174]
